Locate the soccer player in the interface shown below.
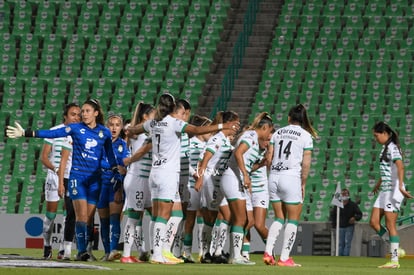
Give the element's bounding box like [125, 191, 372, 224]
[370, 121, 413, 269]
[182, 114, 212, 263]
[98, 114, 130, 261]
[194, 111, 239, 263]
[242, 133, 273, 260]
[264, 104, 317, 267]
[163, 99, 192, 263]
[121, 102, 155, 263]
[7, 99, 122, 261]
[127, 93, 239, 264]
[40, 103, 81, 259]
[220, 112, 273, 265]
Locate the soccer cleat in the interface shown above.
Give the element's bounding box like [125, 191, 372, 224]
[162, 250, 184, 263]
[120, 256, 141, 263]
[100, 254, 110, 262]
[229, 257, 256, 265]
[277, 257, 302, 267]
[108, 250, 122, 261]
[181, 253, 195, 263]
[150, 255, 179, 265]
[43, 246, 52, 260]
[139, 251, 150, 262]
[200, 252, 213, 263]
[263, 252, 275, 266]
[378, 261, 400, 269]
[212, 252, 229, 264]
[57, 250, 65, 260]
[88, 252, 97, 262]
[74, 252, 90, 262]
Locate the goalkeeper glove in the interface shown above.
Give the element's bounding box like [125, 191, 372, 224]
[6, 122, 33, 138]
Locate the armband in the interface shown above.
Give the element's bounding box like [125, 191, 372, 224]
[218, 123, 223, 130]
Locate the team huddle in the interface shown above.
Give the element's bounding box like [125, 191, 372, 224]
[5, 93, 411, 268]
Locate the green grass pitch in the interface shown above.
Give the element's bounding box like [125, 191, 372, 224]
[1, 248, 414, 275]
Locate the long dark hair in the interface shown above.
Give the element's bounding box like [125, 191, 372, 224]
[175, 98, 191, 112]
[84, 98, 105, 125]
[155, 93, 175, 121]
[288, 104, 318, 138]
[62, 102, 80, 122]
[131, 102, 155, 126]
[372, 121, 402, 162]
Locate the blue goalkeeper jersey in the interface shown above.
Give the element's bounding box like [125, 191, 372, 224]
[35, 122, 117, 176]
[101, 137, 130, 183]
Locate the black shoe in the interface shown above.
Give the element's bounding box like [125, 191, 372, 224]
[74, 252, 90, 262]
[200, 252, 212, 264]
[139, 251, 150, 262]
[43, 246, 52, 260]
[212, 253, 228, 264]
[180, 255, 195, 263]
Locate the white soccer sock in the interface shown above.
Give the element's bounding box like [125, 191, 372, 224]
[280, 221, 298, 261]
[265, 218, 284, 255]
[122, 217, 138, 257]
[197, 218, 204, 258]
[149, 219, 154, 252]
[43, 215, 55, 247]
[209, 220, 221, 255]
[63, 241, 72, 258]
[152, 219, 167, 259]
[59, 215, 66, 251]
[391, 241, 399, 262]
[163, 215, 183, 252]
[172, 220, 184, 257]
[200, 223, 213, 257]
[230, 226, 244, 260]
[214, 220, 229, 256]
[389, 236, 400, 262]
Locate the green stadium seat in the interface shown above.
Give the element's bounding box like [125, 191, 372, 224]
[123, 1, 143, 17]
[79, 1, 99, 17]
[45, 77, 68, 98]
[135, 86, 156, 104]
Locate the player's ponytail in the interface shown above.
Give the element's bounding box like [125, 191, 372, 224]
[288, 104, 318, 138]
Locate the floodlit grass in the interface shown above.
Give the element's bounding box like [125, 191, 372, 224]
[1, 248, 414, 275]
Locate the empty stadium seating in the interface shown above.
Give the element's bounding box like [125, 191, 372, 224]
[0, 0, 230, 213]
[253, 0, 414, 222]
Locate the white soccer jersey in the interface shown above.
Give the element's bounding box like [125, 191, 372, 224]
[44, 123, 72, 178]
[188, 136, 206, 188]
[201, 131, 233, 176]
[270, 124, 313, 175]
[143, 115, 187, 173]
[251, 165, 268, 192]
[128, 133, 152, 178]
[227, 130, 261, 181]
[379, 142, 402, 192]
